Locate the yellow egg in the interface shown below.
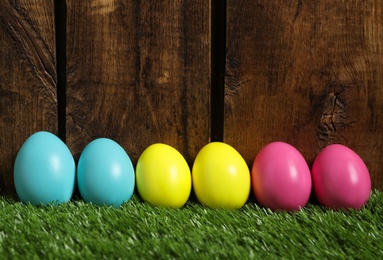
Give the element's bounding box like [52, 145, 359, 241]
[136, 143, 191, 208]
[192, 142, 250, 209]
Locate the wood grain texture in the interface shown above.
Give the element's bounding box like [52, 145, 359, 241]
[66, 0, 211, 164]
[0, 0, 57, 194]
[225, 0, 383, 189]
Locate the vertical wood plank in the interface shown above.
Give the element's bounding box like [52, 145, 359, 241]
[225, 1, 383, 189]
[66, 0, 211, 164]
[0, 0, 57, 194]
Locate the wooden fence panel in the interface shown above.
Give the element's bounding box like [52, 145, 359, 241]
[225, 0, 383, 189]
[66, 0, 211, 164]
[0, 0, 57, 194]
[1, 1, 383, 194]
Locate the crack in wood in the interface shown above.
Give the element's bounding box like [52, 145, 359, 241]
[318, 86, 347, 147]
[0, 2, 57, 92]
[294, 0, 303, 20]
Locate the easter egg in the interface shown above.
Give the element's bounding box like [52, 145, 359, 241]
[77, 138, 135, 207]
[14, 131, 76, 205]
[136, 143, 191, 208]
[312, 144, 371, 209]
[251, 142, 312, 211]
[192, 142, 250, 209]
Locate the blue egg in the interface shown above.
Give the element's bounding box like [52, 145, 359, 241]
[77, 138, 135, 207]
[14, 131, 76, 205]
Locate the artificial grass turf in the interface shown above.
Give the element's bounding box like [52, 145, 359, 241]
[0, 192, 382, 259]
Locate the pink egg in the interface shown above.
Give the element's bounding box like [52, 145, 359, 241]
[251, 142, 312, 211]
[312, 144, 371, 209]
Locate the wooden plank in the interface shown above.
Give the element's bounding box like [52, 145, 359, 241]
[225, 0, 383, 189]
[0, 0, 57, 194]
[66, 0, 211, 164]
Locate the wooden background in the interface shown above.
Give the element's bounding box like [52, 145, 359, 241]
[0, 0, 382, 195]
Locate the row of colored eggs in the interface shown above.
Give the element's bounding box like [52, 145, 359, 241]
[13, 131, 371, 211]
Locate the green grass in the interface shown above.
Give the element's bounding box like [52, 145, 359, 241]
[0, 192, 382, 259]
